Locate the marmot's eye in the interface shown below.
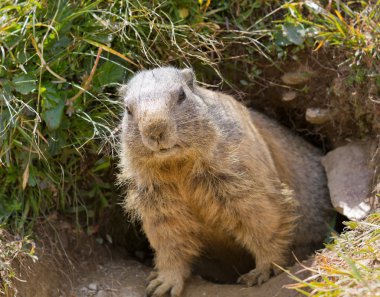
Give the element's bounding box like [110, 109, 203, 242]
[177, 88, 186, 104]
[126, 106, 133, 116]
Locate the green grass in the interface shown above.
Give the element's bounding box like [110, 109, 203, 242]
[0, 0, 378, 230]
[285, 213, 380, 297]
[0, 228, 36, 296]
[0, 0, 287, 231]
[280, 1, 380, 64]
[0, 0, 226, 231]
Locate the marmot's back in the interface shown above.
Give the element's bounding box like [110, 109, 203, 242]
[250, 111, 332, 248]
[197, 87, 332, 250]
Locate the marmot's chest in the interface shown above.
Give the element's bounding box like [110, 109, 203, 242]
[176, 179, 227, 227]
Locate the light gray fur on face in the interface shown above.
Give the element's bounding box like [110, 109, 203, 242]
[124, 67, 190, 106]
[119, 67, 216, 159]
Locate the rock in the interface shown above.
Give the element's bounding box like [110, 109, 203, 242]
[95, 290, 108, 297]
[305, 107, 330, 124]
[80, 287, 89, 293]
[282, 91, 297, 101]
[281, 70, 315, 85]
[322, 142, 374, 220]
[88, 282, 98, 291]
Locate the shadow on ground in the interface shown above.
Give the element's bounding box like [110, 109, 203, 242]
[13, 219, 311, 297]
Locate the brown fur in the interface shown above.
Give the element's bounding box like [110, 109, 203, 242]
[118, 67, 333, 297]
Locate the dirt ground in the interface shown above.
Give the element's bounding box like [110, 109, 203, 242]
[71, 256, 311, 297]
[14, 244, 311, 297]
[11, 218, 311, 297]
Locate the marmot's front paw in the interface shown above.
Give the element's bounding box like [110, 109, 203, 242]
[146, 271, 184, 297]
[237, 268, 271, 286]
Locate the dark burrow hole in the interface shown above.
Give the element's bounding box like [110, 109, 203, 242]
[97, 194, 348, 285]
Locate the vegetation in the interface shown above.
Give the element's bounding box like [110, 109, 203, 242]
[1, 0, 379, 230]
[0, 0, 219, 231]
[0, 0, 379, 295]
[286, 213, 380, 297]
[0, 228, 36, 295]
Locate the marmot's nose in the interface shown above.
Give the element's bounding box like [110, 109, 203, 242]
[143, 121, 168, 143]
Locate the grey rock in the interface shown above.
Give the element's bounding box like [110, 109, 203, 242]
[88, 282, 98, 291]
[322, 142, 374, 220]
[80, 287, 89, 293]
[282, 91, 297, 101]
[305, 107, 330, 124]
[95, 290, 108, 297]
[281, 70, 315, 85]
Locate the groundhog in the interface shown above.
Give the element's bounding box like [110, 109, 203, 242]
[118, 67, 333, 297]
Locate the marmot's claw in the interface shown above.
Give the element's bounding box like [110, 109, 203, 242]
[146, 272, 184, 297]
[237, 268, 271, 286]
[147, 271, 159, 282]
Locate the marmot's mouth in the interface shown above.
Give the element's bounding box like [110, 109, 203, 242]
[155, 145, 181, 156]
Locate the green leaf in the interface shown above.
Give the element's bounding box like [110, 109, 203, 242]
[51, 35, 72, 50]
[178, 8, 189, 19]
[283, 23, 306, 46]
[86, 33, 113, 44]
[42, 100, 65, 130]
[28, 165, 37, 187]
[92, 158, 111, 173]
[344, 221, 359, 229]
[95, 61, 125, 86]
[41, 84, 61, 109]
[236, 4, 257, 23]
[0, 198, 22, 219]
[12, 74, 36, 95]
[273, 30, 293, 47]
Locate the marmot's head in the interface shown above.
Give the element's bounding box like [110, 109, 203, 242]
[119, 67, 217, 161]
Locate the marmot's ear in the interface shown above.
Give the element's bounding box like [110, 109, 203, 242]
[181, 68, 195, 89]
[118, 84, 128, 99]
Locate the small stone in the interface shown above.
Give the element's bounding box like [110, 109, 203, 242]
[282, 91, 297, 101]
[95, 290, 108, 297]
[305, 107, 330, 124]
[322, 142, 374, 220]
[281, 71, 314, 85]
[80, 287, 89, 293]
[88, 283, 98, 291]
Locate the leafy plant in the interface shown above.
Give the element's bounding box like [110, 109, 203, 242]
[279, 1, 380, 64]
[0, 228, 37, 295]
[0, 0, 276, 230]
[285, 213, 380, 297]
[0, 0, 378, 239]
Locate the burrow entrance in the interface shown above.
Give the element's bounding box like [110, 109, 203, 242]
[11, 50, 377, 297]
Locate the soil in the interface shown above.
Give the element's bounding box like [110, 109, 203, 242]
[221, 49, 379, 152]
[11, 217, 312, 297]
